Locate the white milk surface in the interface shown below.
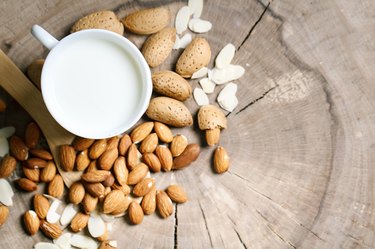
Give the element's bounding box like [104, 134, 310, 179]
[46, 37, 143, 136]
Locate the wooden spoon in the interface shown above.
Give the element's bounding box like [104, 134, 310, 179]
[0, 49, 81, 187]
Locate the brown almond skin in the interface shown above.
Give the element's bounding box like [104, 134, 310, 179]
[98, 148, 118, 170]
[29, 149, 53, 160]
[142, 153, 161, 172]
[146, 97, 193, 127]
[127, 143, 140, 170]
[75, 149, 90, 171]
[16, 178, 37, 192]
[139, 133, 158, 154]
[9, 135, 28, 161]
[130, 122, 154, 144]
[122, 7, 170, 35]
[0, 204, 9, 226]
[133, 178, 155, 197]
[111, 183, 131, 196]
[156, 190, 173, 218]
[34, 194, 50, 219]
[72, 137, 95, 151]
[24, 122, 41, 149]
[81, 170, 111, 183]
[89, 139, 107, 159]
[152, 71, 192, 101]
[48, 174, 64, 198]
[24, 210, 40, 235]
[113, 156, 128, 186]
[141, 187, 156, 215]
[128, 201, 144, 225]
[176, 37, 211, 78]
[23, 166, 40, 182]
[213, 146, 230, 174]
[102, 174, 115, 188]
[107, 136, 120, 150]
[170, 134, 188, 157]
[118, 134, 132, 156]
[103, 189, 125, 214]
[82, 193, 98, 214]
[69, 182, 86, 205]
[142, 27, 176, 68]
[172, 144, 200, 170]
[40, 220, 62, 239]
[166, 184, 188, 203]
[154, 122, 173, 143]
[59, 145, 76, 171]
[84, 182, 105, 198]
[40, 161, 56, 182]
[0, 155, 17, 178]
[155, 146, 173, 172]
[70, 212, 89, 232]
[25, 158, 47, 169]
[127, 163, 149, 185]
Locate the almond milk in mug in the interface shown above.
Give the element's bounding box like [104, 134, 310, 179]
[31, 25, 152, 139]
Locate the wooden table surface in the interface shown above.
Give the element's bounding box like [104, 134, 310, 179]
[1, 0, 375, 248]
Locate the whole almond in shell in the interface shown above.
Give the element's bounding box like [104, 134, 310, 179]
[48, 174, 64, 198]
[154, 122, 173, 143]
[82, 170, 111, 183]
[98, 148, 118, 170]
[29, 149, 53, 160]
[72, 137, 95, 151]
[24, 122, 40, 149]
[142, 153, 161, 172]
[27, 59, 44, 89]
[103, 189, 125, 214]
[139, 133, 158, 154]
[25, 158, 47, 169]
[119, 134, 132, 156]
[170, 134, 188, 157]
[155, 146, 173, 172]
[0, 155, 17, 178]
[84, 182, 105, 198]
[152, 71, 192, 101]
[173, 144, 200, 170]
[156, 190, 173, 218]
[111, 182, 131, 196]
[82, 193, 98, 214]
[166, 184, 188, 203]
[40, 219, 62, 239]
[141, 187, 156, 215]
[76, 149, 91, 171]
[146, 97, 193, 127]
[9, 135, 28, 161]
[142, 27, 176, 68]
[113, 156, 128, 186]
[24, 210, 40, 235]
[130, 122, 154, 144]
[23, 166, 40, 182]
[89, 139, 107, 159]
[127, 163, 148, 185]
[122, 7, 170, 35]
[214, 146, 230, 173]
[16, 178, 37, 192]
[40, 161, 56, 182]
[127, 143, 141, 170]
[197, 105, 227, 130]
[59, 145, 76, 171]
[71, 10, 124, 35]
[70, 212, 89, 232]
[133, 178, 155, 197]
[205, 128, 220, 146]
[107, 136, 120, 150]
[176, 37, 211, 78]
[34, 194, 50, 219]
[0, 204, 9, 226]
[128, 201, 144, 225]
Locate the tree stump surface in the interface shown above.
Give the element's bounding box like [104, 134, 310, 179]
[0, 0, 374, 248]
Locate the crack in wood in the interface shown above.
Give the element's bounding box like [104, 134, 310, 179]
[199, 201, 214, 248]
[225, 214, 248, 249]
[174, 204, 178, 249]
[234, 86, 277, 116]
[237, 2, 270, 51]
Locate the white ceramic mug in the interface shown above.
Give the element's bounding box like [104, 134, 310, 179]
[31, 25, 152, 139]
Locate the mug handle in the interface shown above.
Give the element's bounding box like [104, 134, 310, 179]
[31, 25, 59, 50]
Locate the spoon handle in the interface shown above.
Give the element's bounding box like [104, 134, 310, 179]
[0, 49, 80, 187]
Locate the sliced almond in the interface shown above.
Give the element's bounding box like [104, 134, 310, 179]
[191, 67, 208, 79]
[34, 242, 60, 249]
[0, 138, 9, 158]
[211, 65, 245, 84]
[193, 88, 210, 106]
[217, 82, 239, 112]
[0, 126, 15, 138]
[0, 179, 14, 206]
[188, 0, 204, 18]
[46, 199, 62, 224]
[71, 234, 98, 249]
[175, 6, 191, 35]
[173, 34, 181, 50]
[199, 77, 216, 94]
[88, 213, 106, 238]
[178, 33, 193, 49]
[53, 232, 72, 249]
[60, 203, 79, 226]
[188, 18, 212, 33]
[215, 43, 236, 69]
[99, 240, 117, 249]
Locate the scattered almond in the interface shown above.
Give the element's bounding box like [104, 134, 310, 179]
[84, 182, 105, 198]
[48, 174, 64, 198]
[133, 178, 155, 197]
[113, 156, 128, 186]
[72, 137, 95, 151]
[24, 122, 40, 149]
[0, 204, 9, 226]
[130, 122, 154, 144]
[29, 149, 53, 160]
[127, 163, 148, 185]
[156, 190, 173, 218]
[106, 136, 120, 151]
[141, 187, 156, 215]
[142, 153, 161, 172]
[173, 143, 200, 170]
[23, 166, 40, 182]
[111, 183, 130, 196]
[82, 170, 111, 183]
[9, 135, 28, 161]
[86, 160, 98, 172]
[75, 149, 90, 171]
[82, 193, 98, 214]
[102, 174, 115, 188]
[111, 195, 132, 215]
[34, 194, 50, 219]
[139, 133, 158, 154]
[70, 212, 89, 232]
[40, 161, 56, 182]
[40, 220, 62, 239]
[128, 201, 144, 225]
[59, 145, 76, 171]
[103, 190, 125, 214]
[170, 134, 188, 157]
[127, 143, 140, 170]
[154, 122, 173, 143]
[25, 157, 47, 169]
[0, 154, 17, 178]
[118, 134, 132, 156]
[89, 139, 107, 160]
[15, 178, 37, 192]
[98, 148, 118, 170]
[205, 127, 220, 146]
[24, 210, 40, 235]
[213, 146, 229, 173]
[155, 146, 173, 172]
[166, 185, 188, 203]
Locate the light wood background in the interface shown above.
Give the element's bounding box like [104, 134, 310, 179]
[1, 0, 374, 248]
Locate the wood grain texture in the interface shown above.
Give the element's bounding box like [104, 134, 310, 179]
[0, 0, 374, 248]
